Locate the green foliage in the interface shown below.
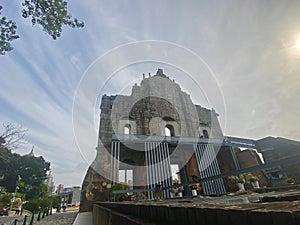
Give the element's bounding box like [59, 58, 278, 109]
[0, 0, 84, 55]
[22, 0, 84, 40]
[0, 192, 12, 207]
[229, 173, 259, 184]
[50, 195, 61, 209]
[40, 195, 52, 209]
[0, 6, 19, 55]
[15, 192, 26, 201]
[110, 183, 130, 202]
[23, 195, 59, 213]
[23, 198, 40, 213]
[0, 146, 50, 200]
[228, 175, 245, 184]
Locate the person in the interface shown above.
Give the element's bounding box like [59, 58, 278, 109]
[62, 204, 67, 212]
[15, 205, 21, 215]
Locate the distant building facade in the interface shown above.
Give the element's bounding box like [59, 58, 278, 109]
[46, 172, 55, 195]
[59, 186, 81, 206]
[56, 184, 64, 195]
[256, 137, 300, 186]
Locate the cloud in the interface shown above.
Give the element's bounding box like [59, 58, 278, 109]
[1, 0, 300, 187]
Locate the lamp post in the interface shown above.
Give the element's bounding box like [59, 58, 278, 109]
[10, 175, 21, 210]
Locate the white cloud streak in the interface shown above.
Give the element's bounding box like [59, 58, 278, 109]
[1, 0, 300, 187]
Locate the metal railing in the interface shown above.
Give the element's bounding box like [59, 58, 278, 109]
[0, 207, 53, 225]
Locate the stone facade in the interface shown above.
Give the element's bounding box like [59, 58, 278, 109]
[80, 69, 225, 211]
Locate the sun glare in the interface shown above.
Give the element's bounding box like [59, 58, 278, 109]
[295, 37, 300, 49]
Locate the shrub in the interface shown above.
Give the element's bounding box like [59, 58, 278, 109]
[23, 198, 40, 213]
[0, 193, 11, 207]
[110, 183, 131, 202]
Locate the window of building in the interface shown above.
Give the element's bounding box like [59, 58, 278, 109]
[165, 125, 175, 136]
[118, 169, 133, 187]
[124, 124, 131, 135]
[203, 129, 209, 138]
[165, 127, 171, 137]
[171, 164, 180, 182]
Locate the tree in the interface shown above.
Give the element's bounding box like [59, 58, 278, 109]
[0, 122, 27, 149]
[50, 195, 61, 211]
[0, 146, 51, 200]
[0, 6, 19, 55]
[0, 0, 84, 55]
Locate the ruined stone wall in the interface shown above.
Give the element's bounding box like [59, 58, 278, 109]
[80, 70, 224, 211]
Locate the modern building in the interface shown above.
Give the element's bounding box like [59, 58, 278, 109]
[256, 137, 300, 186]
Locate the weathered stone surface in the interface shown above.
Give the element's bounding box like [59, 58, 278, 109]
[80, 167, 110, 212]
[80, 69, 225, 210]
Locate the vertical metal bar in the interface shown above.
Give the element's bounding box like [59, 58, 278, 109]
[208, 144, 218, 194]
[209, 144, 225, 193]
[117, 141, 120, 182]
[156, 143, 161, 186]
[210, 146, 222, 193]
[158, 143, 163, 185]
[147, 142, 153, 199]
[110, 142, 114, 182]
[199, 144, 210, 195]
[164, 143, 172, 197]
[157, 143, 165, 197]
[206, 144, 216, 194]
[113, 142, 117, 182]
[152, 142, 158, 185]
[149, 142, 155, 198]
[163, 142, 171, 198]
[145, 142, 149, 198]
[164, 143, 171, 197]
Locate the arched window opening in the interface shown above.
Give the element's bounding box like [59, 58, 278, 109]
[165, 127, 171, 137]
[165, 125, 175, 136]
[203, 129, 209, 139]
[124, 124, 131, 135]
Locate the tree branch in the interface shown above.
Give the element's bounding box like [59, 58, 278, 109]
[0, 122, 28, 149]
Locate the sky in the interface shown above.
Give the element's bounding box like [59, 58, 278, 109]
[1, 0, 300, 187]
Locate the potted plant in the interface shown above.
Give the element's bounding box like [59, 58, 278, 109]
[228, 176, 239, 183]
[249, 175, 260, 189]
[242, 173, 260, 189]
[286, 177, 295, 185]
[176, 186, 184, 197]
[237, 175, 246, 191]
[229, 175, 245, 191]
[189, 183, 199, 196]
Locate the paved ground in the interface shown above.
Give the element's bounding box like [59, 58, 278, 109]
[0, 211, 77, 225]
[72, 212, 92, 225]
